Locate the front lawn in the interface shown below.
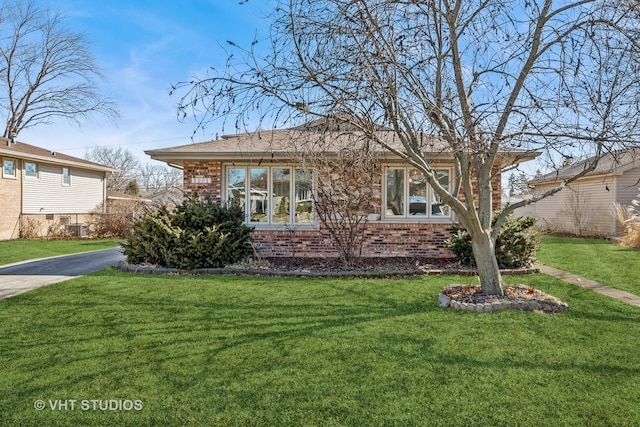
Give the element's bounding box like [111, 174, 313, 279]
[0, 239, 121, 266]
[1, 269, 638, 426]
[537, 235, 640, 296]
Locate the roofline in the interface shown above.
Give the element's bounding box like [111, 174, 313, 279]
[146, 149, 540, 166]
[529, 171, 614, 186]
[0, 147, 117, 173]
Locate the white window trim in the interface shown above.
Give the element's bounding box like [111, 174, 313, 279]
[62, 167, 71, 186]
[2, 158, 17, 179]
[382, 165, 454, 223]
[224, 164, 317, 229]
[24, 161, 38, 179]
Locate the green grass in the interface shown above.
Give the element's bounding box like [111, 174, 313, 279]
[1, 269, 639, 426]
[0, 239, 121, 266]
[537, 235, 640, 296]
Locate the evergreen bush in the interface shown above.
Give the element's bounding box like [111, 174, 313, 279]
[122, 197, 254, 269]
[446, 211, 539, 269]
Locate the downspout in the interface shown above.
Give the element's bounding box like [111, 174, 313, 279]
[613, 175, 619, 237]
[103, 172, 107, 214]
[19, 159, 23, 238]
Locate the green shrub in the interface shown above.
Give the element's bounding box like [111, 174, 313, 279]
[122, 197, 254, 269]
[446, 211, 539, 269]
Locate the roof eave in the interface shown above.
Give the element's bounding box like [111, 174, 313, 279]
[0, 147, 117, 173]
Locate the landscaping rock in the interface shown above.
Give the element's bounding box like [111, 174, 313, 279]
[438, 284, 569, 315]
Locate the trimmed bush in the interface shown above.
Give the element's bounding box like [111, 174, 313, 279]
[122, 197, 254, 269]
[446, 211, 539, 269]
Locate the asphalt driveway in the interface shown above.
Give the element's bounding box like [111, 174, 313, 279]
[0, 248, 125, 299]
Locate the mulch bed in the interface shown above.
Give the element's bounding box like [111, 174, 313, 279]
[262, 256, 462, 274]
[441, 284, 569, 314]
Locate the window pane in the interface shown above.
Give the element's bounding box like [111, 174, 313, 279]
[272, 168, 291, 223]
[62, 167, 70, 185]
[386, 169, 404, 216]
[295, 169, 313, 223]
[249, 168, 268, 222]
[227, 168, 246, 214]
[432, 169, 450, 216]
[408, 169, 427, 216]
[25, 162, 37, 177]
[3, 160, 15, 177]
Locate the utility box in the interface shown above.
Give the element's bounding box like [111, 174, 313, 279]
[67, 223, 88, 237]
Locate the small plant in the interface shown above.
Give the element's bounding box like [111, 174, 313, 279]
[20, 217, 42, 239]
[446, 211, 539, 269]
[122, 196, 254, 269]
[46, 223, 72, 239]
[614, 189, 640, 248]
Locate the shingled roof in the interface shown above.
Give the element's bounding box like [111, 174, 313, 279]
[530, 148, 640, 184]
[0, 137, 116, 172]
[146, 119, 538, 167]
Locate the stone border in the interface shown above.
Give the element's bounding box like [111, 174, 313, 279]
[438, 285, 569, 314]
[116, 261, 539, 278]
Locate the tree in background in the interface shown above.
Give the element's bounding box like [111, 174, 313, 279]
[0, 0, 118, 138]
[86, 146, 139, 192]
[506, 171, 530, 198]
[175, 0, 640, 295]
[85, 146, 183, 201]
[137, 162, 183, 202]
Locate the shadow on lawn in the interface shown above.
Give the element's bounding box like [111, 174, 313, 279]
[5, 270, 640, 414]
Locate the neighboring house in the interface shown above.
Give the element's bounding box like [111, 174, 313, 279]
[0, 137, 116, 240]
[527, 149, 640, 237]
[106, 191, 152, 214]
[146, 118, 537, 258]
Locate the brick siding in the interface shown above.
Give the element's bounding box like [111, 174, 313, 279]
[183, 160, 503, 259]
[252, 222, 455, 258]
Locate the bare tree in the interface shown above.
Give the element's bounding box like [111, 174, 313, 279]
[562, 187, 591, 236]
[0, 0, 118, 138]
[174, 0, 640, 295]
[86, 146, 139, 192]
[296, 121, 379, 266]
[137, 163, 183, 201]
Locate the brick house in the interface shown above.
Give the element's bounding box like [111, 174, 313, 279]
[146, 119, 536, 259]
[0, 137, 115, 240]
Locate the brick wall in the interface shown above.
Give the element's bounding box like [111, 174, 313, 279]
[0, 157, 22, 239]
[180, 159, 502, 259]
[252, 222, 455, 258]
[183, 161, 223, 200]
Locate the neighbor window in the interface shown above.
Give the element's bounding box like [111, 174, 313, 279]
[2, 158, 16, 178]
[62, 167, 70, 185]
[25, 162, 38, 178]
[385, 167, 451, 218]
[226, 166, 314, 225]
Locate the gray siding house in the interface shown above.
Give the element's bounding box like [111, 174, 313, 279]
[526, 149, 640, 237]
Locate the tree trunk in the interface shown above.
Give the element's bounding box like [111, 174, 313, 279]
[471, 231, 505, 296]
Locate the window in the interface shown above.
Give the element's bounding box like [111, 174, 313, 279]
[226, 166, 314, 225]
[62, 167, 70, 185]
[2, 158, 16, 178]
[25, 162, 38, 178]
[385, 167, 451, 219]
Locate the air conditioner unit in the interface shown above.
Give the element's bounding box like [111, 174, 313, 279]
[67, 223, 88, 237]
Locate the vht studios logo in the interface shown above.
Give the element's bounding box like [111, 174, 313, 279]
[34, 399, 143, 411]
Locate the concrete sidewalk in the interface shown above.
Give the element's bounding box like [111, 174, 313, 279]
[536, 264, 640, 308]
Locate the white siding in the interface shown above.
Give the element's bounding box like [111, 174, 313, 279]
[23, 163, 105, 214]
[614, 166, 640, 235]
[530, 176, 616, 236]
[615, 166, 640, 207]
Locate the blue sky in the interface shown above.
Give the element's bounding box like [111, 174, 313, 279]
[21, 0, 271, 162]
